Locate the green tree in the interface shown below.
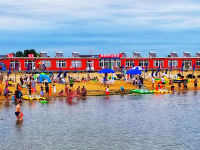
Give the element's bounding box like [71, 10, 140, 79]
[16, 51, 23, 57]
[23, 49, 37, 57]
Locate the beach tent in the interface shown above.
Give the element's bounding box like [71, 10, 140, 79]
[39, 73, 51, 83]
[34, 73, 51, 83]
[98, 68, 115, 73]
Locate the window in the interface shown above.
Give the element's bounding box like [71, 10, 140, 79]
[72, 60, 81, 67]
[182, 60, 191, 68]
[56, 60, 66, 68]
[196, 60, 200, 66]
[154, 60, 163, 67]
[168, 60, 178, 67]
[139, 60, 149, 67]
[40, 60, 51, 68]
[25, 60, 35, 68]
[126, 60, 134, 67]
[10, 60, 19, 68]
[99, 59, 121, 68]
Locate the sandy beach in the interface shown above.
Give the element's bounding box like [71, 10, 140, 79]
[0, 70, 200, 101]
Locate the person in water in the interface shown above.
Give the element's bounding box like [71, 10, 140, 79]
[105, 86, 109, 98]
[15, 101, 23, 120]
[77, 86, 80, 98]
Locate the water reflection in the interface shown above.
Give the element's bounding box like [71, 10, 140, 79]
[15, 120, 23, 131]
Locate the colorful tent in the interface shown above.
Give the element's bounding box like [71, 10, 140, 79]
[34, 73, 51, 83]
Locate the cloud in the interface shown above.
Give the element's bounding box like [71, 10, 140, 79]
[0, 0, 200, 30]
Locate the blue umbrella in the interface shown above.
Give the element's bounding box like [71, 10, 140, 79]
[126, 69, 141, 75]
[165, 69, 168, 74]
[98, 68, 115, 73]
[170, 62, 172, 71]
[181, 63, 184, 72]
[151, 69, 154, 77]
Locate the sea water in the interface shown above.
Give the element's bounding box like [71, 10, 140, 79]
[0, 91, 200, 150]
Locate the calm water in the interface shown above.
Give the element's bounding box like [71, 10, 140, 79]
[0, 92, 200, 150]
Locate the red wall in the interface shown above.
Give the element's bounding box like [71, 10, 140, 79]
[2, 57, 200, 71]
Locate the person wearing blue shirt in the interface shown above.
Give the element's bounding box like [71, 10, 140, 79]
[121, 87, 125, 93]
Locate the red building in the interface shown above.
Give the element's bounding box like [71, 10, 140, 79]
[1, 51, 200, 71]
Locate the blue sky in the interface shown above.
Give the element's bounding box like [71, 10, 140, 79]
[0, 0, 200, 57]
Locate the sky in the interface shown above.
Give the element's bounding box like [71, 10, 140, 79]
[0, 0, 200, 57]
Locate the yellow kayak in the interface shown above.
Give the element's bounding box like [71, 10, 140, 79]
[22, 96, 46, 100]
[153, 90, 173, 94]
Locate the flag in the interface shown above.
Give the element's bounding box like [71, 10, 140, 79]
[90, 50, 92, 53]
[8, 65, 11, 74]
[133, 63, 135, 67]
[155, 70, 158, 76]
[26, 64, 29, 73]
[165, 69, 168, 74]
[89, 63, 91, 73]
[145, 63, 148, 73]
[170, 62, 172, 71]
[43, 64, 46, 71]
[181, 63, 184, 72]
[151, 69, 154, 77]
[75, 64, 76, 72]
[157, 63, 160, 72]
[193, 63, 195, 70]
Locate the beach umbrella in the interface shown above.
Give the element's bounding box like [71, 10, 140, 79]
[126, 69, 141, 75]
[181, 63, 184, 72]
[151, 69, 154, 77]
[43, 64, 46, 71]
[170, 62, 172, 71]
[8, 65, 11, 74]
[165, 69, 168, 74]
[155, 70, 158, 76]
[63, 71, 67, 78]
[98, 68, 115, 73]
[26, 64, 29, 73]
[57, 64, 61, 78]
[131, 66, 144, 71]
[145, 63, 148, 73]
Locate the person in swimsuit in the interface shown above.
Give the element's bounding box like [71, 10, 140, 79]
[15, 101, 23, 120]
[178, 82, 181, 92]
[40, 86, 44, 97]
[15, 89, 20, 102]
[45, 82, 49, 96]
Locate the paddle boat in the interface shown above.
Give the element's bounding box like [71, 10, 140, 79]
[153, 89, 173, 94]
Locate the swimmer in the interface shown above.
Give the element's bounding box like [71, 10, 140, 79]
[15, 101, 23, 120]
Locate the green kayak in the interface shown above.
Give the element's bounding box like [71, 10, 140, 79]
[40, 100, 47, 103]
[130, 89, 154, 94]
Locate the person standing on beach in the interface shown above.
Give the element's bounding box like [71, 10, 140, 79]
[183, 81, 188, 90]
[32, 79, 36, 92]
[53, 84, 56, 98]
[105, 86, 109, 98]
[69, 77, 74, 90]
[15, 101, 23, 120]
[194, 79, 198, 90]
[28, 82, 31, 95]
